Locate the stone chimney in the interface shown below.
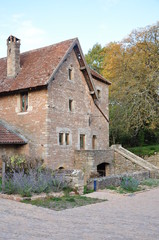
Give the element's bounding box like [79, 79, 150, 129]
[7, 35, 21, 77]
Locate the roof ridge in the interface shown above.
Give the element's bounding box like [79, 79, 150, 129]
[21, 38, 77, 56]
[0, 38, 77, 60]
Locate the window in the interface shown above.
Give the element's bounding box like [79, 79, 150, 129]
[80, 134, 85, 150]
[59, 133, 64, 145]
[65, 133, 69, 145]
[68, 67, 73, 80]
[21, 92, 28, 112]
[69, 99, 73, 111]
[97, 89, 101, 99]
[59, 132, 70, 146]
[92, 135, 97, 149]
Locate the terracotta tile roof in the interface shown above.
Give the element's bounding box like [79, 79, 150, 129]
[0, 38, 76, 94]
[0, 121, 27, 144]
[90, 68, 111, 85]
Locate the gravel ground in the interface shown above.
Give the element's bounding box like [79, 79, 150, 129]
[0, 188, 159, 240]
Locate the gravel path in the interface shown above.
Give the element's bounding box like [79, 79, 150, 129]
[0, 188, 159, 240]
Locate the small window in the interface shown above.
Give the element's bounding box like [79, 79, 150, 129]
[92, 135, 97, 150]
[65, 133, 69, 145]
[80, 134, 85, 150]
[68, 68, 73, 80]
[59, 133, 64, 145]
[69, 99, 73, 111]
[21, 92, 28, 112]
[97, 89, 101, 99]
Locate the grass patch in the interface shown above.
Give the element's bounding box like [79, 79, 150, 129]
[106, 185, 117, 190]
[22, 195, 106, 211]
[140, 178, 159, 187]
[117, 186, 141, 194]
[127, 144, 159, 157]
[83, 185, 94, 194]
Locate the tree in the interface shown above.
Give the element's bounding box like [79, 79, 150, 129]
[85, 43, 104, 73]
[103, 22, 159, 145]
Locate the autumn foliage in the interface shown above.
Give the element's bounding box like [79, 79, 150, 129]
[86, 22, 159, 146]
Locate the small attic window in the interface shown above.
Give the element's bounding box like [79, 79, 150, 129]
[97, 89, 101, 99]
[68, 67, 74, 80]
[69, 99, 73, 112]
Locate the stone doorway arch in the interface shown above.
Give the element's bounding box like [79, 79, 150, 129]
[97, 162, 110, 177]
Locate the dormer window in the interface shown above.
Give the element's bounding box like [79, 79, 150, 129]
[21, 92, 28, 112]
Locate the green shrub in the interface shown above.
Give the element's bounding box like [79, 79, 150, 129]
[127, 144, 159, 157]
[120, 176, 139, 192]
[2, 154, 44, 175]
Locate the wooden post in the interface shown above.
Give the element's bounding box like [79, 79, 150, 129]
[2, 162, 5, 192]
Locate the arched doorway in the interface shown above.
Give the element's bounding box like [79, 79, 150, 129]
[97, 163, 110, 177]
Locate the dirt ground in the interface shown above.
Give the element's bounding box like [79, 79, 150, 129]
[0, 188, 159, 240]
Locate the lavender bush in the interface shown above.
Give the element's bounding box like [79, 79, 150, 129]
[4, 169, 67, 197]
[120, 176, 139, 192]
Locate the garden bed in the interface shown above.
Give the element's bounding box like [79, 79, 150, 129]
[21, 195, 105, 211]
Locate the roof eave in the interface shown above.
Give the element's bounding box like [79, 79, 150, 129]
[0, 141, 27, 145]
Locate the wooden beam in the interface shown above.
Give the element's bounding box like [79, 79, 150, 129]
[80, 66, 86, 70]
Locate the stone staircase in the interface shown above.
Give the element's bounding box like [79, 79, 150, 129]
[111, 145, 159, 177]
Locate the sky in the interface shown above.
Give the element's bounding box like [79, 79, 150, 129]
[0, 0, 158, 58]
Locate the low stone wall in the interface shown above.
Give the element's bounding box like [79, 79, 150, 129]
[54, 169, 84, 195]
[87, 171, 150, 190]
[144, 153, 159, 168]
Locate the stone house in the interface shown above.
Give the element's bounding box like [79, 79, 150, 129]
[0, 35, 111, 175]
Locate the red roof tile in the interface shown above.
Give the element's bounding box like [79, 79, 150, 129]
[0, 38, 76, 94]
[90, 68, 111, 85]
[0, 122, 27, 144]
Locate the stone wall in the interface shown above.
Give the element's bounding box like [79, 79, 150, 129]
[0, 89, 48, 161]
[113, 151, 145, 174]
[144, 153, 159, 168]
[46, 49, 109, 170]
[74, 149, 114, 182]
[87, 171, 150, 190]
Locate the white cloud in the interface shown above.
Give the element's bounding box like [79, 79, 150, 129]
[98, 0, 120, 10]
[12, 14, 24, 22]
[99, 24, 109, 31]
[0, 14, 48, 57]
[16, 20, 47, 52]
